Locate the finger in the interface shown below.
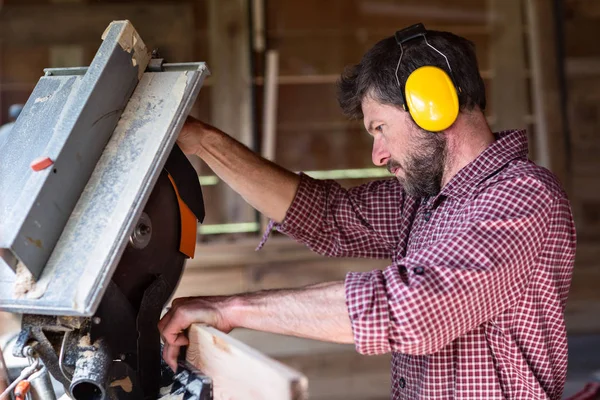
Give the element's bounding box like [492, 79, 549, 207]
[162, 343, 172, 370]
[171, 297, 189, 306]
[162, 308, 191, 345]
[173, 333, 189, 346]
[158, 308, 174, 338]
[165, 342, 180, 372]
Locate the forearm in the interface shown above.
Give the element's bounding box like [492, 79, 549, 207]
[194, 124, 300, 223]
[226, 281, 354, 344]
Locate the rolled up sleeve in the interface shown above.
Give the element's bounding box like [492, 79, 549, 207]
[261, 173, 406, 259]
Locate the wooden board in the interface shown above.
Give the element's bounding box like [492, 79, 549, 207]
[488, 0, 529, 132]
[229, 330, 392, 400]
[186, 325, 308, 400]
[206, 0, 256, 226]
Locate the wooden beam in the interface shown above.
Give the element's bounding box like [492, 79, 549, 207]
[565, 0, 600, 19]
[487, 0, 529, 131]
[525, 0, 569, 187]
[252, 0, 266, 52]
[186, 325, 308, 400]
[227, 330, 391, 400]
[187, 237, 387, 270]
[0, 3, 194, 57]
[261, 50, 279, 163]
[566, 57, 600, 77]
[207, 0, 256, 225]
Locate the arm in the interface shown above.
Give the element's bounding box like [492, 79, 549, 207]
[178, 117, 299, 223]
[346, 177, 575, 356]
[158, 281, 353, 371]
[180, 117, 408, 258]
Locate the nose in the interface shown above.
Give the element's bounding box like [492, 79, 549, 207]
[371, 136, 390, 166]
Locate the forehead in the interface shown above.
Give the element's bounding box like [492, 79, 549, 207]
[361, 96, 405, 126]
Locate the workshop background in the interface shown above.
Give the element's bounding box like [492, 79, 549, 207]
[0, 0, 599, 399]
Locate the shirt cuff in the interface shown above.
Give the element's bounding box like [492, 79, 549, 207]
[256, 173, 324, 250]
[345, 270, 392, 355]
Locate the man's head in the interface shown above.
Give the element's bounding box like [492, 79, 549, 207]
[337, 29, 486, 197]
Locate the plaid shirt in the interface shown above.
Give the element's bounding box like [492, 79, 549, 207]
[261, 130, 576, 399]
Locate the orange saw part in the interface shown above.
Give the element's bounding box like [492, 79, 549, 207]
[167, 173, 197, 258]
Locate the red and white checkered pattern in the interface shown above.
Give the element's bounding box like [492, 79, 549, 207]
[262, 130, 576, 399]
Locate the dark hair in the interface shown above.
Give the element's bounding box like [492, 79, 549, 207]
[337, 30, 486, 119]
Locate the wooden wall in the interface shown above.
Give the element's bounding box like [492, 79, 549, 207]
[562, 0, 600, 333]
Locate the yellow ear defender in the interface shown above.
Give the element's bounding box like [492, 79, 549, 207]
[394, 23, 461, 132]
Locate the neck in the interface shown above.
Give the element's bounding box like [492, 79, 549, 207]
[441, 110, 495, 187]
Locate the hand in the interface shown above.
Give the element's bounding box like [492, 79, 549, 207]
[158, 296, 236, 371]
[176, 116, 219, 156]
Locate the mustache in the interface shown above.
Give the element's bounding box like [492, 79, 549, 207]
[386, 160, 401, 174]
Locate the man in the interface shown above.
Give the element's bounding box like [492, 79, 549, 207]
[159, 24, 576, 399]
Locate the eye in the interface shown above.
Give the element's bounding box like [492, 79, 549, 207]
[375, 125, 384, 133]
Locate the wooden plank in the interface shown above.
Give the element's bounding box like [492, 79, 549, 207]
[261, 50, 280, 162]
[487, 0, 529, 132]
[173, 266, 248, 298]
[566, 57, 600, 77]
[189, 237, 322, 269]
[252, 0, 266, 52]
[565, 0, 600, 19]
[277, 352, 390, 400]
[260, 50, 280, 231]
[525, 0, 569, 188]
[186, 325, 308, 400]
[188, 237, 389, 270]
[226, 329, 391, 399]
[229, 329, 353, 357]
[207, 0, 256, 225]
[246, 258, 387, 291]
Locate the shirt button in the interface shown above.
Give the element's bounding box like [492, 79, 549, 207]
[413, 266, 425, 275]
[399, 377, 406, 389]
[423, 211, 432, 222]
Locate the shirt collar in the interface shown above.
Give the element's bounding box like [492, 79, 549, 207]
[433, 129, 529, 201]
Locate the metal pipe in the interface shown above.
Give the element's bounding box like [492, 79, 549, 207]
[28, 366, 57, 400]
[69, 337, 110, 400]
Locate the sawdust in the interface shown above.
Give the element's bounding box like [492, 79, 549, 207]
[13, 262, 36, 298]
[101, 20, 150, 80]
[34, 95, 52, 104]
[110, 376, 133, 393]
[82, 350, 95, 358]
[78, 334, 92, 347]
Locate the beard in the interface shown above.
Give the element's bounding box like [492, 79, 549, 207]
[387, 131, 447, 198]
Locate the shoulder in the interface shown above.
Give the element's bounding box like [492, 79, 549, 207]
[480, 159, 568, 203]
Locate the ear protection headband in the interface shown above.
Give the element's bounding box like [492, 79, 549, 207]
[394, 23, 461, 132]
